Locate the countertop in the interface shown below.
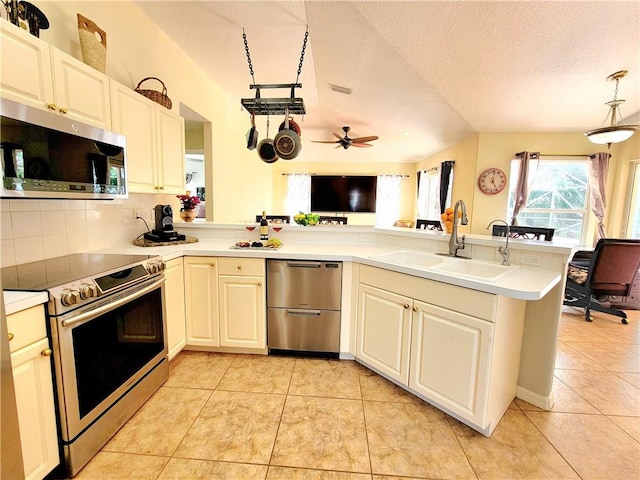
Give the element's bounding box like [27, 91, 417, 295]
[99, 239, 561, 300]
[3, 238, 562, 314]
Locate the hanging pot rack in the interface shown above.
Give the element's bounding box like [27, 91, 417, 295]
[240, 27, 308, 117]
[241, 83, 305, 116]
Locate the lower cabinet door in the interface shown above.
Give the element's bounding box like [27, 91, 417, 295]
[12, 338, 60, 480]
[409, 301, 492, 426]
[218, 275, 265, 349]
[356, 284, 412, 384]
[184, 257, 219, 347]
[165, 257, 186, 359]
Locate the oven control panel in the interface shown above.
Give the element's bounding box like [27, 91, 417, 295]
[49, 256, 166, 313]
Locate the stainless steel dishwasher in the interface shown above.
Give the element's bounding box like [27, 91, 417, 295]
[267, 259, 342, 356]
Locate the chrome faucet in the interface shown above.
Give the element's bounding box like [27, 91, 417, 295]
[448, 200, 469, 257]
[487, 219, 511, 266]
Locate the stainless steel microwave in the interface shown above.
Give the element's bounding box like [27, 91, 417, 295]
[1, 98, 127, 200]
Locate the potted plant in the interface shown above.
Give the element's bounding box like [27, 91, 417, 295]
[176, 193, 200, 222]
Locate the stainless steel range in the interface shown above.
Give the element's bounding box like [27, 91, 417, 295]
[2, 253, 168, 477]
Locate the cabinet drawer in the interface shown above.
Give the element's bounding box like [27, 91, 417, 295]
[218, 257, 265, 276]
[7, 305, 47, 353]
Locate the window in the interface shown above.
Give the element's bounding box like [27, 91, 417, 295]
[507, 159, 589, 244]
[417, 169, 444, 220]
[625, 162, 640, 238]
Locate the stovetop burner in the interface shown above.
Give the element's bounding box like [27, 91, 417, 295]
[1, 253, 156, 291]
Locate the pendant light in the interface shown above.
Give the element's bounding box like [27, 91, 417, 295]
[585, 70, 638, 147]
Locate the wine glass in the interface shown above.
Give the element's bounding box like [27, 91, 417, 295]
[271, 218, 284, 234]
[244, 217, 257, 233]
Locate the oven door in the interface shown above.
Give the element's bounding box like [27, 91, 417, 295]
[50, 276, 166, 442]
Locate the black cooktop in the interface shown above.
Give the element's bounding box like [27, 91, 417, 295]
[1, 253, 155, 291]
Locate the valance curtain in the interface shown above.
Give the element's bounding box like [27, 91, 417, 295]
[511, 151, 540, 225]
[439, 160, 454, 214]
[589, 152, 611, 239]
[286, 173, 311, 215]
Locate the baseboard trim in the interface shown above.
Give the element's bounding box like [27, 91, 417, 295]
[516, 386, 554, 410]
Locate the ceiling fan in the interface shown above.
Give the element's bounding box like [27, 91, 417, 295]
[312, 126, 378, 149]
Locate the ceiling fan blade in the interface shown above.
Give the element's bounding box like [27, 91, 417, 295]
[351, 136, 378, 143]
[311, 140, 340, 144]
[333, 133, 343, 140]
[351, 143, 374, 148]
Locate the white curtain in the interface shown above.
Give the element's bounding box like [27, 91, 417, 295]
[286, 173, 311, 215]
[376, 175, 403, 226]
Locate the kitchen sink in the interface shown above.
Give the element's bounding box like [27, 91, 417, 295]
[371, 250, 447, 269]
[431, 259, 516, 281]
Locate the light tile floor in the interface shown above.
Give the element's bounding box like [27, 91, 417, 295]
[75, 308, 640, 480]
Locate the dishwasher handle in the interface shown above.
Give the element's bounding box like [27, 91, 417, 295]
[286, 309, 321, 316]
[286, 261, 322, 268]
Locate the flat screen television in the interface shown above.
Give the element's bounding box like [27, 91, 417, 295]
[310, 175, 377, 213]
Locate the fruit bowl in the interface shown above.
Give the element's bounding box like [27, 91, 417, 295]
[293, 213, 320, 226]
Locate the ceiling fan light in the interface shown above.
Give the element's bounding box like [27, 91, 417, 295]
[585, 126, 637, 144]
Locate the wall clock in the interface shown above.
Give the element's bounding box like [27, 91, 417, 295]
[478, 168, 507, 195]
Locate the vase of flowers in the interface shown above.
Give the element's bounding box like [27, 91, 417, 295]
[176, 193, 200, 222]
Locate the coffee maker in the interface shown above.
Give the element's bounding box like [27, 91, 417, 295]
[143, 205, 186, 242]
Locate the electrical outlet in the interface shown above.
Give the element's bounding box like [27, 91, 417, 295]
[359, 234, 374, 243]
[386, 236, 399, 245]
[234, 231, 245, 238]
[135, 209, 141, 219]
[520, 253, 542, 266]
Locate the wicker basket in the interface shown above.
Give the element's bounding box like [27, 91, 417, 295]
[134, 77, 172, 110]
[77, 14, 106, 73]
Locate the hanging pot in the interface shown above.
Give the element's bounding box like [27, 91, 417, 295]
[258, 115, 279, 163]
[278, 116, 301, 136]
[246, 113, 258, 150]
[274, 111, 301, 160]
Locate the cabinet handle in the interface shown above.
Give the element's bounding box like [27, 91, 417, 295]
[237, 265, 242, 270]
[404, 304, 410, 309]
[47, 103, 57, 111]
[59, 107, 68, 114]
[412, 306, 418, 312]
[258, 282, 262, 286]
[7, 333, 14, 341]
[158, 186, 165, 190]
[210, 262, 215, 267]
[41, 348, 52, 357]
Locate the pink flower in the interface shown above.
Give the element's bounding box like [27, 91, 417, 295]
[176, 194, 200, 210]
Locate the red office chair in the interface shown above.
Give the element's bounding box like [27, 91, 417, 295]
[564, 239, 640, 324]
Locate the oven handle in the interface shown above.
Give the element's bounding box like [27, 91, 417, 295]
[61, 277, 165, 327]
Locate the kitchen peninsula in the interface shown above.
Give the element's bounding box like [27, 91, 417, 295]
[4, 223, 572, 436]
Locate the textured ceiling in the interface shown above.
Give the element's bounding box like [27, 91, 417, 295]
[134, 0, 640, 163]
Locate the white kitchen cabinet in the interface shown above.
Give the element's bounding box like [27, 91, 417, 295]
[357, 264, 525, 435]
[164, 257, 186, 359]
[110, 79, 185, 194]
[7, 305, 60, 480]
[356, 284, 412, 384]
[218, 257, 266, 351]
[184, 256, 219, 347]
[409, 301, 492, 427]
[1, 19, 111, 129]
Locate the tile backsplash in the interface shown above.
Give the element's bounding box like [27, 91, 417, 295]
[0, 194, 169, 267]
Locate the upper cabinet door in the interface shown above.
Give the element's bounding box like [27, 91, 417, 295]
[50, 48, 111, 129]
[110, 80, 158, 193]
[156, 107, 185, 194]
[0, 20, 54, 108]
